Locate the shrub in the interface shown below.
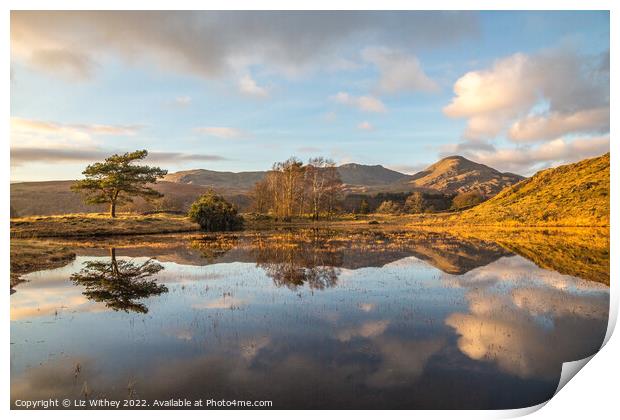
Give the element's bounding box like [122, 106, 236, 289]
[188, 191, 244, 231]
[376, 200, 402, 214]
[451, 191, 485, 210]
[404, 192, 451, 214]
[358, 199, 370, 214]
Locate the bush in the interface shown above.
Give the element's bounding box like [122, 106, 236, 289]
[376, 200, 402, 214]
[451, 191, 484, 210]
[188, 191, 244, 231]
[358, 199, 370, 214]
[404, 192, 451, 214]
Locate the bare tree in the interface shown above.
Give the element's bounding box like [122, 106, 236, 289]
[323, 162, 343, 218]
[250, 178, 271, 213]
[277, 157, 304, 220]
[306, 157, 341, 220]
[249, 156, 343, 221]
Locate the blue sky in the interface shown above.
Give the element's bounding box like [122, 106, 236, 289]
[10, 11, 609, 181]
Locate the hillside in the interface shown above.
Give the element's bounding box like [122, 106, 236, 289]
[165, 158, 523, 196]
[10, 181, 250, 217]
[10, 156, 525, 217]
[337, 163, 409, 186]
[163, 169, 265, 192]
[404, 155, 524, 196]
[456, 153, 610, 226]
[164, 163, 410, 191]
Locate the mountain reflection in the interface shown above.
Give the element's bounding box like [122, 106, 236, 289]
[189, 229, 516, 289]
[70, 248, 167, 313]
[11, 229, 610, 410]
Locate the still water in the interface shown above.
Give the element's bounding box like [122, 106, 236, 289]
[10, 229, 609, 409]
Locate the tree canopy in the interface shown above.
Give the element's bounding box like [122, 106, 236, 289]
[376, 200, 402, 214]
[250, 156, 343, 220]
[188, 191, 244, 231]
[71, 150, 167, 217]
[70, 248, 167, 314]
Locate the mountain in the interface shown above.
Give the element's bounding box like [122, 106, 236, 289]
[404, 155, 524, 196]
[458, 153, 609, 226]
[10, 156, 525, 217]
[337, 163, 410, 186]
[163, 169, 265, 192]
[163, 163, 410, 192]
[162, 158, 522, 196]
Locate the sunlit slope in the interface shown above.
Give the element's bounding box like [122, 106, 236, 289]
[406, 155, 523, 196]
[459, 153, 609, 226]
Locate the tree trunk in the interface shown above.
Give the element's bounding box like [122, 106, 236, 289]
[110, 248, 120, 277]
[110, 201, 116, 218]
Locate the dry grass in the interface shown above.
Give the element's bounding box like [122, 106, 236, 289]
[410, 154, 609, 227]
[10, 240, 76, 287]
[10, 225, 609, 287]
[10, 212, 201, 239]
[407, 225, 609, 285]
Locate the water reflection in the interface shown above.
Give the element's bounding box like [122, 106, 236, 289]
[10, 229, 609, 409]
[70, 248, 167, 314]
[252, 232, 341, 289]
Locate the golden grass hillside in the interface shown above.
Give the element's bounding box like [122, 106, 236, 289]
[413, 153, 609, 227]
[10, 213, 201, 238]
[435, 226, 609, 285]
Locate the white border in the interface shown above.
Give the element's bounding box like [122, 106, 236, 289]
[2, 2, 617, 420]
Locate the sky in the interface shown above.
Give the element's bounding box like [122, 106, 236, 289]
[10, 11, 610, 182]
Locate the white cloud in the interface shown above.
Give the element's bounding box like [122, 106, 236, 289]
[12, 117, 140, 137]
[194, 126, 247, 139]
[174, 96, 192, 106]
[337, 320, 389, 342]
[192, 297, 245, 310]
[358, 121, 374, 131]
[448, 135, 609, 175]
[10, 117, 140, 150]
[362, 47, 438, 94]
[238, 74, 268, 97]
[11, 11, 479, 81]
[330, 92, 387, 113]
[10, 149, 227, 166]
[508, 107, 609, 142]
[444, 48, 609, 142]
[322, 111, 337, 122]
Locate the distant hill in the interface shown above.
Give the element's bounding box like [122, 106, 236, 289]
[404, 155, 524, 197]
[10, 181, 250, 217]
[163, 163, 410, 192]
[458, 153, 610, 226]
[10, 156, 525, 217]
[163, 169, 265, 192]
[337, 163, 410, 186]
[163, 159, 521, 196]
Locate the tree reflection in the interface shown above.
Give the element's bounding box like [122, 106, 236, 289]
[70, 248, 167, 313]
[253, 230, 341, 290]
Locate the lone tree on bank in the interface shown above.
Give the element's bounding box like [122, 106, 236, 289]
[72, 150, 167, 218]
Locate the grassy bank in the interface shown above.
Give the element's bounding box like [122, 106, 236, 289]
[10, 240, 76, 288]
[10, 213, 201, 238]
[10, 210, 611, 241]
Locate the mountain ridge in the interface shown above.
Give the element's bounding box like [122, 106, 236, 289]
[404, 155, 524, 196]
[10, 155, 527, 216]
[162, 156, 524, 196]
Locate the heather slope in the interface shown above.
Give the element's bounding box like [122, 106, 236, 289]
[457, 153, 610, 226]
